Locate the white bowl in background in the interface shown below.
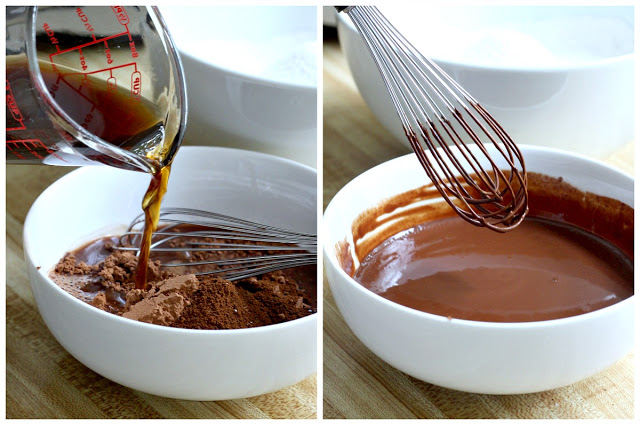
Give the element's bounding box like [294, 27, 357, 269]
[337, 5, 634, 159]
[323, 145, 633, 394]
[24, 146, 317, 400]
[161, 6, 317, 168]
[323, 6, 338, 27]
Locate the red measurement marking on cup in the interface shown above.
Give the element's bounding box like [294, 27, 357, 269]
[51, 62, 139, 109]
[112, 6, 130, 25]
[107, 77, 117, 93]
[62, 62, 138, 78]
[131, 71, 141, 101]
[49, 31, 130, 60]
[46, 12, 140, 111]
[104, 40, 113, 64]
[76, 7, 95, 38]
[110, 7, 138, 57]
[56, 75, 96, 106]
[6, 79, 26, 131]
[6, 139, 66, 161]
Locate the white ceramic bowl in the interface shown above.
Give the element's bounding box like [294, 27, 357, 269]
[24, 146, 317, 400]
[337, 5, 633, 158]
[323, 145, 633, 394]
[161, 6, 317, 168]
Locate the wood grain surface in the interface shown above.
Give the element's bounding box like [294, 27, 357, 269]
[322, 31, 634, 420]
[5, 163, 317, 419]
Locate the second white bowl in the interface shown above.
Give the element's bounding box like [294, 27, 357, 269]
[162, 6, 318, 167]
[337, 5, 634, 159]
[324, 145, 633, 394]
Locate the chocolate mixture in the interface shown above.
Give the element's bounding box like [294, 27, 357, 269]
[341, 172, 633, 323]
[51, 227, 316, 330]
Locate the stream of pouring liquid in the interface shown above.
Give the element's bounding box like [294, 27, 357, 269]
[134, 165, 171, 290]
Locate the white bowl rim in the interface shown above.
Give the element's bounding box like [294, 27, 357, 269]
[180, 47, 317, 92]
[337, 12, 634, 72]
[24, 146, 318, 335]
[323, 144, 634, 329]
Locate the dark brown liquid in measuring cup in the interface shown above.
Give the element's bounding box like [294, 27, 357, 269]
[6, 60, 167, 167]
[39, 62, 164, 152]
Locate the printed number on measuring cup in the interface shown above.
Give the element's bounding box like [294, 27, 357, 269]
[130, 41, 138, 59]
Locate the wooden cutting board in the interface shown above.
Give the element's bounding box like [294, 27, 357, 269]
[5, 163, 317, 419]
[322, 33, 634, 419]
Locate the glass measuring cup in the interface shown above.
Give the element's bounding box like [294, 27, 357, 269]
[6, 6, 187, 174]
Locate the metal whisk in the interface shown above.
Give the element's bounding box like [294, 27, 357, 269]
[337, 6, 528, 232]
[116, 208, 317, 280]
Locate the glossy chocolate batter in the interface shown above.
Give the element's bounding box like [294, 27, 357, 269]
[345, 172, 633, 323]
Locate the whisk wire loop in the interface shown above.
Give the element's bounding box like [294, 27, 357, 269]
[116, 208, 317, 280]
[343, 6, 528, 231]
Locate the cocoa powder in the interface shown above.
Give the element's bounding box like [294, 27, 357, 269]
[172, 269, 315, 330]
[54, 253, 95, 275]
[50, 232, 316, 330]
